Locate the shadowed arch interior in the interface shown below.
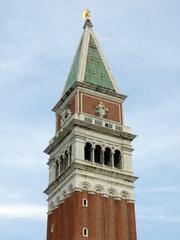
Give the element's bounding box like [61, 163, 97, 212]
[94, 145, 101, 163]
[114, 150, 121, 169]
[55, 160, 59, 178]
[104, 147, 111, 166]
[84, 142, 92, 161]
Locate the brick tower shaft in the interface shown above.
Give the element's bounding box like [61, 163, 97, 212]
[44, 15, 138, 240]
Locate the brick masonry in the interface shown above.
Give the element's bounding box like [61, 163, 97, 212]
[81, 93, 122, 123]
[56, 95, 76, 133]
[55, 91, 122, 133]
[47, 191, 137, 240]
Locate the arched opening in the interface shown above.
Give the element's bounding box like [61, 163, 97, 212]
[55, 160, 59, 178]
[60, 155, 64, 172]
[94, 145, 101, 164]
[104, 147, 111, 166]
[114, 150, 121, 169]
[64, 151, 68, 169]
[69, 146, 72, 163]
[84, 142, 92, 161]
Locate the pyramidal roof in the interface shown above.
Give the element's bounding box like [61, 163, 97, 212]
[63, 19, 119, 95]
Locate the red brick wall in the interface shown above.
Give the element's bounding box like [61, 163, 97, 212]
[80, 93, 122, 123]
[69, 95, 75, 113]
[46, 191, 137, 240]
[55, 95, 76, 133]
[56, 113, 61, 133]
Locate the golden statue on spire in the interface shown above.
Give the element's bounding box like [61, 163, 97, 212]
[83, 9, 91, 20]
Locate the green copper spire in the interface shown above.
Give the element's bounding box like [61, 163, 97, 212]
[62, 19, 119, 95]
[63, 39, 82, 93]
[84, 35, 114, 90]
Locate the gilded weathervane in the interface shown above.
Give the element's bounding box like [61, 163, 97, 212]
[83, 9, 91, 20]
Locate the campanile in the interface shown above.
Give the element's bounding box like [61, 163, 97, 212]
[44, 11, 138, 240]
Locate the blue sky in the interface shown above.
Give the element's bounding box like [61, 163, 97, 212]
[0, 0, 180, 239]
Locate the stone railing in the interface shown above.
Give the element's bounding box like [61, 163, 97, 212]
[78, 113, 132, 134]
[49, 113, 132, 144]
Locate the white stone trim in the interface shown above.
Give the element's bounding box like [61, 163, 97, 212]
[61, 37, 82, 96]
[56, 81, 124, 116]
[77, 89, 80, 113]
[48, 125, 133, 183]
[77, 26, 91, 83]
[47, 163, 135, 211]
[61, 22, 121, 97]
[82, 198, 88, 207]
[81, 92, 120, 107]
[80, 92, 121, 122]
[90, 28, 120, 93]
[58, 88, 77, 113]
[82, 227, 88, 237]
[78, 86, 124, 103]
[80, 90, 83, 113]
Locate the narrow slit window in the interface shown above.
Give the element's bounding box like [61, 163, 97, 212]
[82, 198, 88, 207]
[51, 223, 54, 233]
[82, 227, 88, 237]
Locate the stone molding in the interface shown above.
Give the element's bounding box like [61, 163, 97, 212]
[52, 82, 127, 112]
[44, 118, 136, 154]
[44, 160, 137, 196]
[48, 187, 134, 212]
[45, 160, 137, 212]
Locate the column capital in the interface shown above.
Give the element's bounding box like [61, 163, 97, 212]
[111, 149, 115, 154]
[102, 146, 106, 151]
[92, 144, 96, 149]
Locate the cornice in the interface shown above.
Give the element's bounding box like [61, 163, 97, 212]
[44, 160, 138, 196]
[52, 82, 127, 112]
[44, 118, 136, 155]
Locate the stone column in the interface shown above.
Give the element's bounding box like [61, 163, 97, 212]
[49, 162, 56, 184]
[69, 146, 72, 164]
[91, 145, 95, 163]
[61, 156, 64, 171]
[58, 158, 61, 174]
[72, 138, 85, 161]
[111, 150, 115, 168]
[101, 147, 105, 165]
[122, 147, 132, 172]
[67, 151, 70, 167]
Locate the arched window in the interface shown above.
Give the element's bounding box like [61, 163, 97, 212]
[94, 145, 101, 164]
[84, 142, 92, 161]
[104, 147, 111, 166]
[114, 150, 121, 169]
[55, 160, 59, 178]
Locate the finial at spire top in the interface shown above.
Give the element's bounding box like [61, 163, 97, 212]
[83, 9, 93, 29]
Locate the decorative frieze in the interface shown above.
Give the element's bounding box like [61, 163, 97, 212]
[48, 182, 133, 212]
[95, 101, 109, 118]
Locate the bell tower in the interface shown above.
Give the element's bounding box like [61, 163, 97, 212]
[44, 12, 138, 240]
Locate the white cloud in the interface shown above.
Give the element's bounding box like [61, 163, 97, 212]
[0, 204, 46, 219]
[0, 189, 27, 201]
[0, 118, 50, 170]
[137, 205, 180, 223]
[137, 186, 180, 193]
[127, 93, 180, 171]
[137, 214, 180, 223]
